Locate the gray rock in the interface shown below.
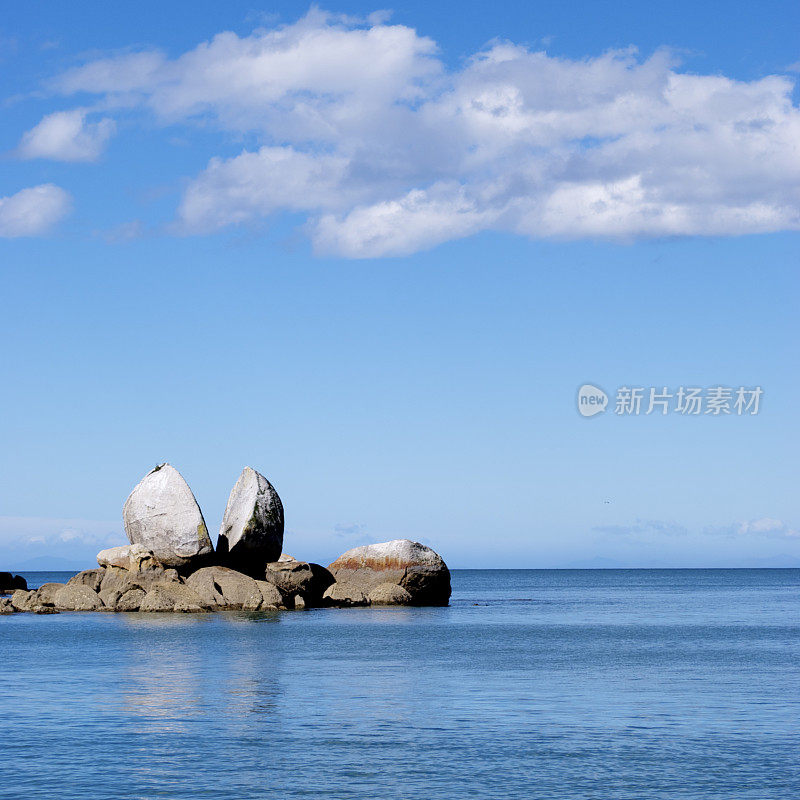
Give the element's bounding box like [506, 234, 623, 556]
[99, 566, 135, 598]
[262, 560, 334, 607]
[34, 582, 65, 606]
[185, 566, 263, 610]
[10, 590, 33, 611]
[328, 539, 451, 606]
[322, 582, 368, 607]
[116, 588, 146, 612]
[367, 582, 413, 605]
[53, 584, 104, 611]
[99, 563, 180, 600]
[67, 569, 105, 592]
[138, 582, 207, 612]
[0, 572, 27, 593]
[123, 463, 213, 570]
[264, 559, 314, 597]
[0, 597, 14, 613]
[255, 580, 284, 608]
[217, 467, 284, 577]
[97, 543, 162, 571]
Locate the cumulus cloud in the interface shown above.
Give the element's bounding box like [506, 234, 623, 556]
[18, 107, 115, 161]
[46, 9, 800, 256]
[597, 517, 800, 540]
[735, 518, 799, 538]
[0, 184, 71, 237]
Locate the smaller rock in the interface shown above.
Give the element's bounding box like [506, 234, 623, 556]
[0, 572, 27, 593]
[54, 584, 104, 611]
[293, 595, 306, 610]
[99, 563, 180, 599]
[116, 588, 146, 612]
[185, 566, 263, 610]
[264, 559, 314, 597]
[34, 583, 65, 606]
[11, 590, 33, 611]
[278, 553, 296, 562]
[139, 582, 207, 613]
[67, 569, 105, 593]
[0, 597, 15, 613]
[254, 580, 284, 608]
[97, 544, 162, 572]
[367, 582, 412, 605]
[323, 583, 368, 607]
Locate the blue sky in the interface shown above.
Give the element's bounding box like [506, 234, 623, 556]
[1, 2, 799, 569]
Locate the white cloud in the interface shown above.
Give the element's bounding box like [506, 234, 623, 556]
[175, 146, 355, 233]
[737, 518, 800, 538]
[44, 10, 800, 256]
[0, 516, 123, 547]
[18, 108, 115, 161]
[597, 517, 800, 541]
[0, 184, 71, 237]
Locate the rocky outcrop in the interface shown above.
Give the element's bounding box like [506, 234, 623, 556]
[0, 572, 27, 594]
[54, 584, 104, 611]
[328, 540, 451, 606]
[0, 466, 454, 616]
[186, 566, 266, 610]
[138, 583, 207, 613]
[217, 467, 284, 577]
[123, 464, 213, 570]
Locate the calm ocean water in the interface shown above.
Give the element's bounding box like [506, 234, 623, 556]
[1, 568, 798, 799]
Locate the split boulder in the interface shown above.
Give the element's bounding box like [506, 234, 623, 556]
[123, 463, 213, 570]
[217, 467, 284, 577]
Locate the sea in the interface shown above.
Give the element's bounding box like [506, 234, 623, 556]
[1, 568, 798, 799]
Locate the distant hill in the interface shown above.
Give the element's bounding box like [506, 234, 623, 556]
[4, 556, 92, 572]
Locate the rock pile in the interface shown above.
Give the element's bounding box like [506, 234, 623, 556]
[326, 539, 451, 606]
[0, 464, 451, 614]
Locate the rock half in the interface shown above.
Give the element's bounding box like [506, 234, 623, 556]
[217, 467, 284, 577]
[123, 464, 213, 570]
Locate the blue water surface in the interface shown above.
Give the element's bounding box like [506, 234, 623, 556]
[1, 569, 799, 799]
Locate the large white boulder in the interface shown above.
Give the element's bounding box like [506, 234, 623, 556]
[122, 464, 213, 569]
[328, 539, 451, 606]
[217, 467, 283, 576]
